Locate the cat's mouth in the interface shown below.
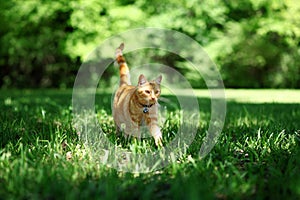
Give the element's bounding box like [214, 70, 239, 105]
[149, 99, 158, 104]
[140, 99, 157, 106]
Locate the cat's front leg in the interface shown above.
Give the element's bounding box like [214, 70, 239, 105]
[147, 123, 163, 147]
[154, 132, 163, 147]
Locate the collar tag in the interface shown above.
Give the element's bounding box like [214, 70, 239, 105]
[143, 107, 149, 113]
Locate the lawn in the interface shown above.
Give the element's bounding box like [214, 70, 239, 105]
[0, 89, 299, 199]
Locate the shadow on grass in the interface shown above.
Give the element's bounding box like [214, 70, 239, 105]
[0, 90, 299, 147]
[0, 90, 300, 199]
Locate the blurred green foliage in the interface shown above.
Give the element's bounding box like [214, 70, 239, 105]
[0, 0, 299, 88]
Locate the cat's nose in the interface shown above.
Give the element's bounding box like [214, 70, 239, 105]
[151, 97, 156, 101]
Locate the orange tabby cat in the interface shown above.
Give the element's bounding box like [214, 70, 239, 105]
[113, 43, 163, 147]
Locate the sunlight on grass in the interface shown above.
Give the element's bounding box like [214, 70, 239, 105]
[191, 89, 300, 103]
[0, 89, 299, 199]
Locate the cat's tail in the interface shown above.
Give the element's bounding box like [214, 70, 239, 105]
[115, 43, 131, 86]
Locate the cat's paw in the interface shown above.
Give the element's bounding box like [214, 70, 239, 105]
[154, 135, 163, 147]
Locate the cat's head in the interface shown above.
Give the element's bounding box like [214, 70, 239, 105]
[136, 74, 162, 105]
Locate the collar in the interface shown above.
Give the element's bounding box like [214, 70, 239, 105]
[139, 103, 155, 113]
[140, 103, 155, 108]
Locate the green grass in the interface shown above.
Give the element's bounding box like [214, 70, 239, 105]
[0, 89, 300, 199]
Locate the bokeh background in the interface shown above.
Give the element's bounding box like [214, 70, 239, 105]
[1, 0, 299, 89]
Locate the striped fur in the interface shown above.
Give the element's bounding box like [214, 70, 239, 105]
[115, 43, 131, 86]
[113, 43, 163, 147]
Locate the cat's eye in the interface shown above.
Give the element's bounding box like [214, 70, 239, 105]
[155, 90, 160, 94]
[145, 90, 151, 94]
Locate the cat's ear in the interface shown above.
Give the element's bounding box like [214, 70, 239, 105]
[138, 74, 147, 86]
[155, 75, 162, 85]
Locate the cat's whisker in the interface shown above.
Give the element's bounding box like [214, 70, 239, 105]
[158, 97, 170, 103]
